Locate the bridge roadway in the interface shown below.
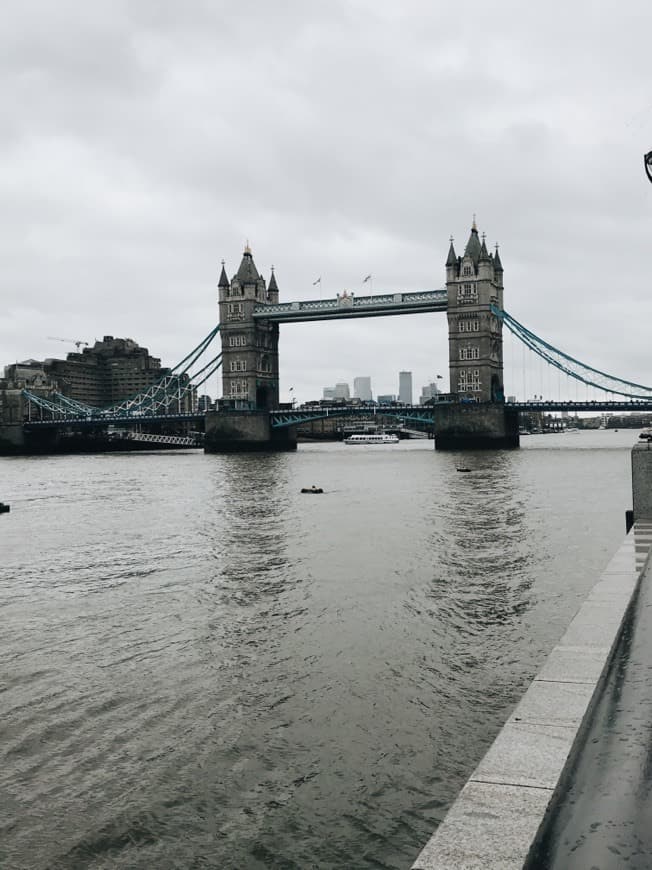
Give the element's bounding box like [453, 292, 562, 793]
[20, 400, 652, 431]
[22, 413, 205, 429]
[270, 400, 652, 428]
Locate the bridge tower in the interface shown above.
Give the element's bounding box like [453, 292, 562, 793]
[218, 245, 279, 409]
[445, 220, 504, 402]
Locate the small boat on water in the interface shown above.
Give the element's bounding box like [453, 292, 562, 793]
[344, 433, 399, 445]
[0, 502, 10, 514]
[639, 428, 652, 441]
[301, 486, 324, 494]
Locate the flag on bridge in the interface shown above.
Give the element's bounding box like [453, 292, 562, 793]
[313, 277, 321, 285]
[363, 274, 372, 283]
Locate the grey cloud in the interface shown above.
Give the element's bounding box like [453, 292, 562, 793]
[2, 0, 651, 401]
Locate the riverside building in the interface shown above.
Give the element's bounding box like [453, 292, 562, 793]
[0, 336, 192, 418]
[42, 336, 177, 407]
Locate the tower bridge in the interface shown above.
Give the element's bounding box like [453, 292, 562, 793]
[208, 223, 513, 450]
[5, 220, 652, 454]
[217, 223, 505, 415]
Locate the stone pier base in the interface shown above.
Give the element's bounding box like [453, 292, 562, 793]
[0, 424, 65, 455]
[433, 404, 520, 450]
[0, 424, 26, 454]
[204, 410, 296, 453]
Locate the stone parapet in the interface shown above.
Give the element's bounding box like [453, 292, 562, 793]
[410, 523, 652, 869]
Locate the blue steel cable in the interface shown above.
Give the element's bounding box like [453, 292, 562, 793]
[492, 305, 652, 398]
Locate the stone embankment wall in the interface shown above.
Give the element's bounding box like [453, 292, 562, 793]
[411, 443, 652, 869]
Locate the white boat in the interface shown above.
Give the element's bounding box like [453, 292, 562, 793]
[343, 433, 399, 445]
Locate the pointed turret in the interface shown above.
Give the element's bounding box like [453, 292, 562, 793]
[268, 266, 279, 303]
[463, 219, 482, 266]
[493, 244, 503, 273]
[479, 233, 490, 261]
[446, 237, 457, 267]
[218, 260, 229, 288]
[236, 242, 260, 284]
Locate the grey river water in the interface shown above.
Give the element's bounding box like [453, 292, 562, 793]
[0, 430, 642, 869]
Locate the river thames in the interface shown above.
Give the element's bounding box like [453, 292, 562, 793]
[0, 430, 641, 869]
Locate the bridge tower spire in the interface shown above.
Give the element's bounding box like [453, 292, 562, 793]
[218, 245, 280, 409]
[445, 220, 504, 402]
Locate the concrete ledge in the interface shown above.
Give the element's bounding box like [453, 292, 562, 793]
[632, 441, 652, 519]
[412, 782, 552, 870]
[411, 524, 651, 870]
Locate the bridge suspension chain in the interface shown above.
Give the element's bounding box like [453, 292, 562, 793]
[170, 325, 220, 376]
[493, 306, 652, 400]
[22, 325, 222, 420]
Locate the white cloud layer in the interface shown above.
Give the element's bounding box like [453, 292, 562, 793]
[2, 0, 651, 403]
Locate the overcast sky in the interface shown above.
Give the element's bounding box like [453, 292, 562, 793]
[2, 0, 651, 403]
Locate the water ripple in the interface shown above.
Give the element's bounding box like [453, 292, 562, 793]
[0, 435, 637, 868]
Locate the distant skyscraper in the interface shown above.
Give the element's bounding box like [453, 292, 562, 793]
[334, 382, 350, 400]
[323, 387, 336, 399]
[398, 371, 413, 404]
[353, 376, 372, 401]
[377, 394, 396, 404]
[420, 382, 440, 404]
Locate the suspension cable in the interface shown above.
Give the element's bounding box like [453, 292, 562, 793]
[492, 305, 652, 399]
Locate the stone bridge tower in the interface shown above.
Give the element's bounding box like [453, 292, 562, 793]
[445, 221, 504, 402]
[218, 245, 279, 409]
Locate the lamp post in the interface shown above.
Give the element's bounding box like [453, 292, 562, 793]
[645, 151, 652, 184]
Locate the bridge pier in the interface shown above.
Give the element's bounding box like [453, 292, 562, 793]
[0, 424, 25, 454]
[0, 424, 65, 455]
[433, 404, 520, 450]
[204, 410, 296, 453]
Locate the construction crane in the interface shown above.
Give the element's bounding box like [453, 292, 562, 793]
[47, 336, 89, 350]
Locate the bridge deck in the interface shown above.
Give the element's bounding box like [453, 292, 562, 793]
[20, 401, 652, 429]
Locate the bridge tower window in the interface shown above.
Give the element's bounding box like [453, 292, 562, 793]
[457, 284, 478, 304]
[459, 346, 480, 361]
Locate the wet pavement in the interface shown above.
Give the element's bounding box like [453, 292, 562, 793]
[525, 521, 652, 869]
